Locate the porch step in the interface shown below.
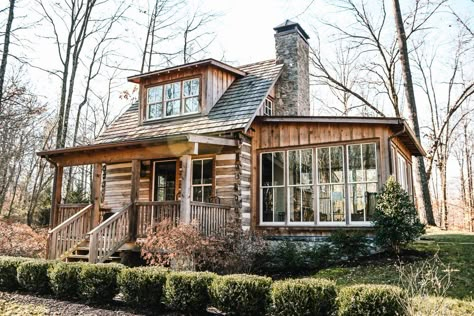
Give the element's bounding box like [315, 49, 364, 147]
[62, 241, 122, 264]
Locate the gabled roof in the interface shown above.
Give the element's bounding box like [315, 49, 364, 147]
[127, 58, 246, 84]
[95, 60, 283, 144]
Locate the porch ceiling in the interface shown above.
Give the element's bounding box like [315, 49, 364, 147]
[37, 134, 238, 166]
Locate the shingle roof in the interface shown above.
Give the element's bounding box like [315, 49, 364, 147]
[95, 59, 283, 144]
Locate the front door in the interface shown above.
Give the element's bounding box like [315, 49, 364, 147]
[153, 161, 177, 201]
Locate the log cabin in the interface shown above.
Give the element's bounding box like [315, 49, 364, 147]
[37, 20, 425, 263]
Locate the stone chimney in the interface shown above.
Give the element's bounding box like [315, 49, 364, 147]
[273, 20, 310, 116]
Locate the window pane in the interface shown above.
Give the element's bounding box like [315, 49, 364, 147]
[274, 187, 285, 222]
[148, 103, 161, 119]
[166, 100, 180, 116]
[288, 150, 300, 185]
[301, 149, 313, 184]
[262, 188, 274, 222]
[203, 186, 212, 202]
[331, 147, 344, 183]
[350, 184, 365, 222]
[273, 152, 284, 186]
[185, 97, 199, 113]
[148, 86, 162, 103]
[193, 186, 202, 202]
[192, 160, 202, 184]
[165, 82, 180, 100]
[261, 153, 272, 186]
[319, 185, 331, 221]
[332, 185, 345, 222]
[366, 183, 378, 221]
[289, 187, 301, 222]
[363, 144, 377, 181]
[317, 148, 330, 183]
[302, 187, 314, 221]
[349, 145, 362, 182]
[202, 159, 213, 184]
[183, 78, 199, 97]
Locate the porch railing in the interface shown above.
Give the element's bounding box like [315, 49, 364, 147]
[48, 204, 93, 260]
[190, 201, 229, 236]
[88, 203, 131, 263]
[136, 201, 181, 237]
[56, 203, 88, 227]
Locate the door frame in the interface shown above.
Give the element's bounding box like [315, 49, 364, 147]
[151, 159, 179, 201]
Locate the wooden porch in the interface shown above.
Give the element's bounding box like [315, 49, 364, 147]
[48, 200, 230, 263]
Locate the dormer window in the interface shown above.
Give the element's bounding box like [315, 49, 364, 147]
[146, 77, 200, 120]
[263, 98, 273, 116]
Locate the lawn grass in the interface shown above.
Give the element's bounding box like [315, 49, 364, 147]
[0, 299, 48, 315]
[313, 230, 474, 301]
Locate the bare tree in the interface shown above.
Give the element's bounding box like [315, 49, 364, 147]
[0, 0, 15, 112]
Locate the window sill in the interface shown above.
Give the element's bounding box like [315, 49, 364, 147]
[258, 223, 374, 229]
[143, 112, 202, 125]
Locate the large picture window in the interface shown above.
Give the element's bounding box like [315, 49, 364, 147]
[146, 78, 200, 120]
[261, 152, 285, 222]
[192, 159, 213, 202]
[260, 142, 379, 226]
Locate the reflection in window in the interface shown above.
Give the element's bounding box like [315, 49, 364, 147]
[192, 159, 213, 202]
[261, 152, 285, 222]
[317, 146, 345, 222]
[288, 149, 313, 222]
[348, 143, 378, 222]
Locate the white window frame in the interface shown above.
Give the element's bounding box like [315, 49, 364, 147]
[191, 158, 213, 203]
[263, 98, 273, 116]
[316, 146, 346, 226]
[287, 148, 314, 225]
[260, 151, 286, 226]
[145, 77, 201, 121]
[347, 143, 378, 225]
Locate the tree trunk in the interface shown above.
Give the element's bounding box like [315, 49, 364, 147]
[0, 0, 15, 112]
[391, 0, 435, 225]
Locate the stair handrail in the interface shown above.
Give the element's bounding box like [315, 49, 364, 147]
[48, 204, 93, 260]
[88, 203, 132, 263]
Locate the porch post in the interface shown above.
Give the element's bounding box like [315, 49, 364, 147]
[91, 163, 102, 228]
[129, 160, 140, 241]
[50, 165, 63, 228]
[180, 155, 192, 224]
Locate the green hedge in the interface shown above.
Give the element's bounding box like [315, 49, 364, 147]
[210, 274, 272, 316]
[17, 260, 55, 294]
[164, 271, 216, 314]
[48, 262, 83, 299]
[0, 256, 31, 291]
[272, 278, 337, 316]
[337, 284, 407, 316]
[118, 267, 168, 307]
[77, 263, 123, 302]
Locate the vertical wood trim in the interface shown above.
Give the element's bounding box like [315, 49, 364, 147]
[180, 155, 192, 224]
[51, 165, 63, 228]
[130, 160, 140, 240]
[92, 163, 102, 228]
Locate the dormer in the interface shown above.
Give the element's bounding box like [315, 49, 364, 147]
[128, 59, 246, 124]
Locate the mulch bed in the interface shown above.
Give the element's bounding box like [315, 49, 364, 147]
[0, 291, 178, 316]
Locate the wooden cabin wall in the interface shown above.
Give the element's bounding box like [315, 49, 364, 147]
[238, 134, 252, 229]
[215, 153, 237, 207]
[103, 161, 150, 211]
[205, 66, 237, 114]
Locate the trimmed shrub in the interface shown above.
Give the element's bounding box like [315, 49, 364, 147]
[373, 177, 425, 254]
[337, 284, 407, 316]
[0, 256, 31, 291]
[272, 278, 337, 316]
[48, 262, 83, 299]
[164, 271, 216, 314]
[210, 274, 272, 315]
[118, 267, 168, 307]
[77, 263, 123, 302]
[17, 259, 55, 294]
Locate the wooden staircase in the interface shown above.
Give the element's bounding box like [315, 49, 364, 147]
[63, 240, 121, 263]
